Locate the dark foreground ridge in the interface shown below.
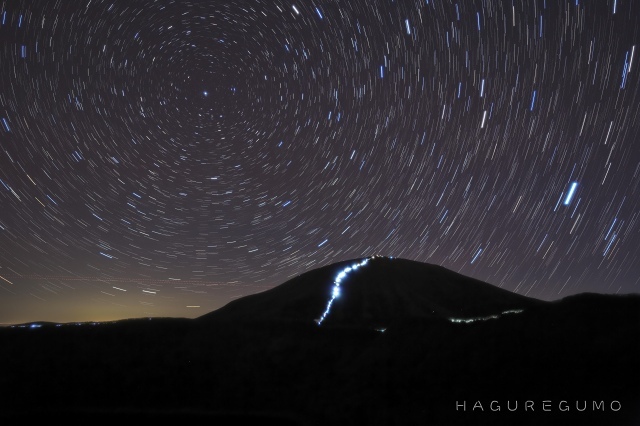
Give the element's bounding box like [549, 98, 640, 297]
[1, 257, 638, 426]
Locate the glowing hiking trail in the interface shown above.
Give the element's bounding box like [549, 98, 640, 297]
[316, 258, 370, 325]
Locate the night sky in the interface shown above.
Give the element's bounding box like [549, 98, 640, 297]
[1, 0, 638, 324]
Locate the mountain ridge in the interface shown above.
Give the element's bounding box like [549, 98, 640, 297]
[199, 256, 544, 326]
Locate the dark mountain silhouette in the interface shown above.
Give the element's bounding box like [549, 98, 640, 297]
[200, 256, 542, 326]
[1, 258, 638, 426]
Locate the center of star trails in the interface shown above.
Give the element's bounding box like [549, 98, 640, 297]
[316, 258, 370, 325]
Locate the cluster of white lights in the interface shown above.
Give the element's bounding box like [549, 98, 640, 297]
[448, 309, 523, 324]
[8, 321, 116, 330]
[316, 258, 371, 325]
[7, 323, 43, 329]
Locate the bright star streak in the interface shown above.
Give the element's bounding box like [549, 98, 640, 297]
[564, 182, 578, 205]
[530, 90, 537, 111]
[0, 274, 14, 285]
[470, 248, 483, 264]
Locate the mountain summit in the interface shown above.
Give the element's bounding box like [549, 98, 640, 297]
[199, 256, 542, 326]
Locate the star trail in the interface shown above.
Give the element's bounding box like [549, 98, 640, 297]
[0, 0, 638, 324]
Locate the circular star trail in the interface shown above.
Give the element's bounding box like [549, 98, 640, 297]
[0, 0, 639, 323]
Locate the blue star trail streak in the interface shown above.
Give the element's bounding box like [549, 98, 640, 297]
[317, 258, 370, 325]
[564, 182, 579, 206]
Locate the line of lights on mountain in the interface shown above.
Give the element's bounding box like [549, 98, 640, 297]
[448, 309, 523, 324]
[316, 258, 371, 325]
